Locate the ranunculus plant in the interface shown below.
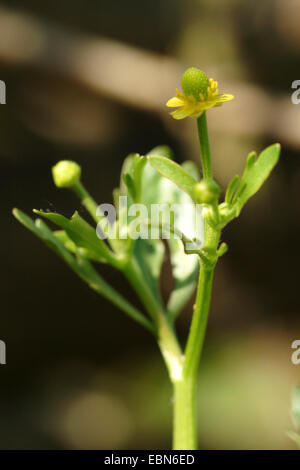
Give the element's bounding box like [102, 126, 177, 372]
[13, 67, 281, 449]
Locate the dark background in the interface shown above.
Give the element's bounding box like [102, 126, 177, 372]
[0, 0, 299, 449]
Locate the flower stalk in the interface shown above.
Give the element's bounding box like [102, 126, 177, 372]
[171, 110, 220, 449]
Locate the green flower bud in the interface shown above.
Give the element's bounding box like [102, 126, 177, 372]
[52, 160, 81, 188]
[194, 178, 221, 204]
[181, 67, 209, 100]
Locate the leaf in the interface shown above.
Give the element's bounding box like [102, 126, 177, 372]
[113, 145, 201, 319]
[182, 160, 200, 181]
[167, 239, 199, 319]
[53, 230, 104, 262]
[119, 153, 136, 206]
[166, 159, 200, 318]
[123, 173, 136, 200]
[53, 230, 80, 253]
[33, 210, 114, 264]
[133, 155, 146, 203]
[123, 151, 166, 310]
[13, 209, 79, 267]
[141, 153, 201, 319]
[13, 209, 154, 332]
[232, 144, 280, 214]
[225, 174, 240, 204]
[120, 153, 146, 204]
[132, 237, 165, 310]
[118, 154, 146, 234]
[147, 145, 174, 159]
[148, 155, 198, 201]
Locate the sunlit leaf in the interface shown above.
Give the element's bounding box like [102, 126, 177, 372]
[225, 174, 240, 205]
[142, 151, 201, 319]
[148, 154, 198, 201]
[232, 144, 280, 214]
[132, 237, 165, 311]
[13, 209, 153, 332]
[33, 210, 113, 263]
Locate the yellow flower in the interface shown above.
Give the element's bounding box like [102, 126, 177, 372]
[166, 67, 234, 120]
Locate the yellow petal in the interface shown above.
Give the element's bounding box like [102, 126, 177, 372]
[175, 88, 185, 99]
[170, 108, 190, 120]
[198, 100, 217, 111]
[166, 96, 184, 107]
[215, 93, 234, 103]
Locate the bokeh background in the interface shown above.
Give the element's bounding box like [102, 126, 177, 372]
[1, 0, 300, 449]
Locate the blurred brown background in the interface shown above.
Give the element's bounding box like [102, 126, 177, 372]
[1, 0, 300, 449]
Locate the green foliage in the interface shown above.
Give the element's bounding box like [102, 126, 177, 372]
[148, 154, 198, 201]
[13, 141, 280, 329]
[126, 146, 200, 319]
[230, 143, 280, 216]
[218, 144, 281, 228]
[143, 152, 200, 320]
[225, 174, 240, 205]
[13, 145, 203, 331]
[33, 209, 114, 264]
[13, 209, 154, 332]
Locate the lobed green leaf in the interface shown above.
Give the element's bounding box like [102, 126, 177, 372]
[148, 155, 198, 201]
[33, 210, 114, 264]
[232, 144, 281, 214]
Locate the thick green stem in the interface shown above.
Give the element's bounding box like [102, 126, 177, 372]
[197, 112, 212, 178]
[172, 264, 216, 450]
[184, 265, 215, 379]
[173, 377, 197, 450]
[124, 258, 183, 382]
[172, 112, 220, 450]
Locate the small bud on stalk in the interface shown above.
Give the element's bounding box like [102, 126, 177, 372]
[52, 160, 81, 188]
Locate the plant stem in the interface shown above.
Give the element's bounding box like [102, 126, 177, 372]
[73, 181, 99, 223]
[124, 258, 183, 382]
[72, 180, 124, 264]
[173, 376, 197, 450]
[172, 263, 216, 450]
[172, 111, 220, 450]
[184, 264, 215, 379]
[197, 112, 212, 178]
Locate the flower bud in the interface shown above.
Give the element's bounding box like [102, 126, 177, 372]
[194, 178, 221, 204]
[52, 160, 81, 188]
[181, 67, 209, 100]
